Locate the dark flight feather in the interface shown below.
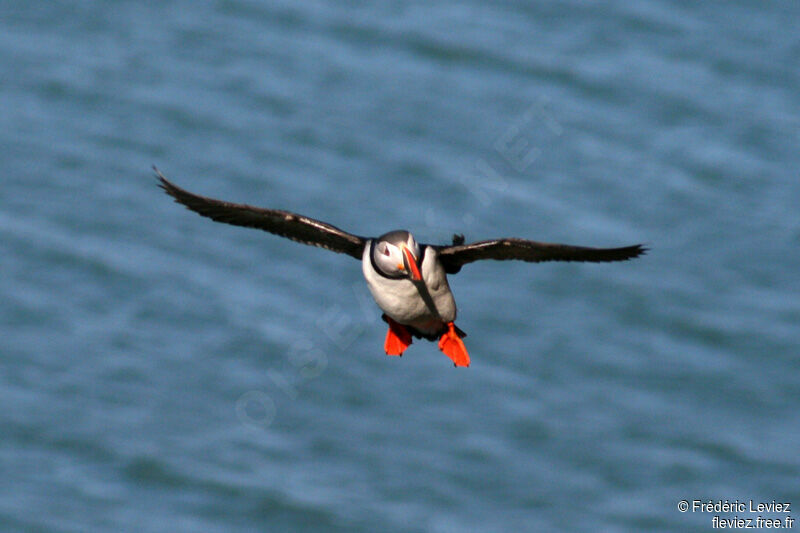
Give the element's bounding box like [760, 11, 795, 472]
[155, 168, 367, 259]
[436, 238, 647, 274]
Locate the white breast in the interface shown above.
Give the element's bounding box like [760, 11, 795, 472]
[362, 242, 456, 333]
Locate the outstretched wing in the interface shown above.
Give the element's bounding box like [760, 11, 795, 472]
[156, 168, 367, 259]
[437, 238, 647, 274]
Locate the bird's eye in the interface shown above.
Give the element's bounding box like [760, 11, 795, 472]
[382, 246, 390, 256]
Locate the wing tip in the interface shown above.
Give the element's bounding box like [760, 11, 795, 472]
[153, 166, 187, 204]
[607, 243, 647, 262]
[631, 243, 649, 259]
[153, 165, 169, 188]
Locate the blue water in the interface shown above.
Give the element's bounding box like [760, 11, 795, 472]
[2, 2, 799, 531]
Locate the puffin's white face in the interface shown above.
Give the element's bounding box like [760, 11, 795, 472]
[373, 231, 423, 281]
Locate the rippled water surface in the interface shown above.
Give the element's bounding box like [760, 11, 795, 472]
[2, 1, 799, 531]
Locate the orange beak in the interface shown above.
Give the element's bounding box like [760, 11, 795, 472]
[402, 246, 422, 281]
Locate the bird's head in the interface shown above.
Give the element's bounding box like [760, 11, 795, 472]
[372, 230, 422, 281]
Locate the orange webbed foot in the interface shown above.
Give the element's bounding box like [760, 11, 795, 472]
[438, 322, 470, 367]
[384, 317, 412, 356]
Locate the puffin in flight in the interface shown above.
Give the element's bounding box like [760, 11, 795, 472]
[156, 168, 646, 367]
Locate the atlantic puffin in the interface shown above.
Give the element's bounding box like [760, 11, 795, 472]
[156, 168, 646, 367]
